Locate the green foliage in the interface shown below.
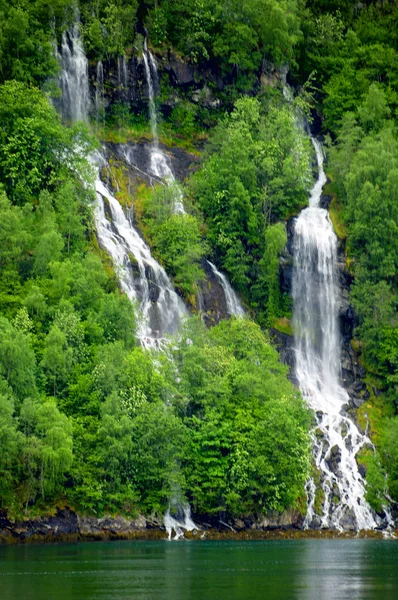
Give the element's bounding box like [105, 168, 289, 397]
[80, 0, 138, 59]
[297, 2, 398, 133]
[147, 0, 302, 80]
[190, 95, 311, 322]
[169, 318, 311, 515]
[142, 183, 206, 300]
[380, 418, 398, 502]
[0, 81, 95, 205]
[329, 72, 398, 503]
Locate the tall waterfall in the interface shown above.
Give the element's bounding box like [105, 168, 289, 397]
[56, 23, 89, 122]
[293, 139, 376, 531]
[207, 261, 245, 317]
[56, 25, 187, 348]
[142, 40, 185, 213]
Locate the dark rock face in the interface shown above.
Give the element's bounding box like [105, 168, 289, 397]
[164, 53, 195, 86]
[87, 49, 288, 125]
[0, 507, 307, 544]
[270, 328, 297, 385]
[104, 141, 199, 187]
[0, 508, 148, 543]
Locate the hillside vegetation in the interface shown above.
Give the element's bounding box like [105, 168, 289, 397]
[1, 0, 398, 521]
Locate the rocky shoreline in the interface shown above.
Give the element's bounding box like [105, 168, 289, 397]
[0, 508, 395, 545]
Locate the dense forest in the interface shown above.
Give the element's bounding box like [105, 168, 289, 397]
[1, 0, 398, 529]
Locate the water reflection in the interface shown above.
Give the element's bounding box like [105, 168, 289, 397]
[1, 540, 398, 600]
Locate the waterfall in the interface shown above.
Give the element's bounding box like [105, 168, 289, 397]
[56, 23, 89, 123]
[142, 39, 185, 214]
[117, 55, 129, 102]
[164, 503, 199, 541]
[207, 261, 245, 317]
[94, 161, 187, 347]
[56, 24, 187, 348]
[95, 61, 105, 130]
[292, 139, 377, 531]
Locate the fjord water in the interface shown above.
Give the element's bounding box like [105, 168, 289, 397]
[1, 540, 398, 600]
[292, 140, 376, 530]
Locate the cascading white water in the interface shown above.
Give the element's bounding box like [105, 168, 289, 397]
[142, 40, 185, 213]
[164, 503, 199, 540]
[293, 139, 377, 531]
[207, 261, 245, 317]
[56, 23, 89, 122]
[56, 24, 187, 349]
[94, 162, 187, 347]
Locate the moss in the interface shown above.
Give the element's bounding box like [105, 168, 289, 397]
[351, 337, 363, 355]
[97, 120, 206, 154]
[356, 384, 394, 445]
[311, 464, 325, 516]
[272, 316, 293, 336]
[91, 234, 119, 290]
[323, 182, 348, 240]
[107, 160, 133, 209]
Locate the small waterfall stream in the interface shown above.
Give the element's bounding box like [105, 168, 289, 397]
[142, 40, 185, 214]
[56, 23, 89, 123]
[293, 139, 377, 531]
[94, 164, 187, 347]
[207, 261, 245, 317]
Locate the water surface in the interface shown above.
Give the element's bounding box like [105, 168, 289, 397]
[1, 539, 397, 599]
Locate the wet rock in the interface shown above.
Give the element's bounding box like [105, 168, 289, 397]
[307, 515, 323, 529]
[325, 445, 342, 475]
[319, 193, 332, 209]
[78, 514, 147, 535]
[350, 395, 365, 409]
[164, 53, 195, 86]
[0, 508, 149, 542]
[106, 141, 199, 187]
[198, 259, 230, 326]
[269, 328, 296, 383]
[339, 509, 357, 531]
[254, 509, 303, 530]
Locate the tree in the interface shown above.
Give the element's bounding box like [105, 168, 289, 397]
[0, 318, 37, 402]
[41, 325, 73, 396]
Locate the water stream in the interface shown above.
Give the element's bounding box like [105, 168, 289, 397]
[207, 261, 245, 317]
[56, 26, 187, 349]
[56, 23, 89, 123]
[293, 139, 377, 531]
[94, 163, 187, 347]
[142, 40, 185, 213]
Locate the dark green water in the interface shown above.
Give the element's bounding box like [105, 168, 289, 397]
[1, 539, 398, 599]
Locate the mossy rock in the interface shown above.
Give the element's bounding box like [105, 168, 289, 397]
[273, 316, 293, 336]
